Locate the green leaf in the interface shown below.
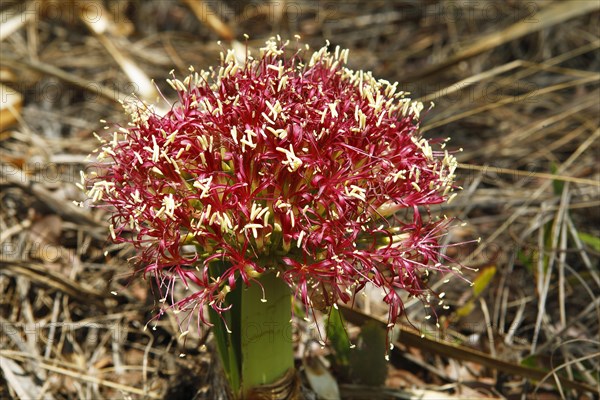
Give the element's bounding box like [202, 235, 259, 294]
[349, 321, 388, 386]
[520, 355, 539, 369]
[472, 266, 497, 297]
[517, 249, 535, 274]
[578, 232, 600, 252]
[455, 266, 496, 319]
[455, 300, 476, 319]
[550, 162, 564, 195]
[208, 261, 241, 395]
[326, 306, 351, 374]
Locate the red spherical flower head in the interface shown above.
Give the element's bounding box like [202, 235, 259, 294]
[85, 38, 462, 330]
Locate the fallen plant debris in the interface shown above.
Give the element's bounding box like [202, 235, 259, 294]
[1, 1, 598, 399]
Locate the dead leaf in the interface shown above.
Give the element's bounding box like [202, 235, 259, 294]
[0, 83, 22, 130]
[0, 356, 55, 400]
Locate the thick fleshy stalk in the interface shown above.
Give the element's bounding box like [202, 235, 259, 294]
[241, 270, 294, 397]
[209, 265, 295, 398]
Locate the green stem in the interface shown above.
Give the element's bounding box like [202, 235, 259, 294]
[209, 263, 294, 398]
[240, 271, 294, 396]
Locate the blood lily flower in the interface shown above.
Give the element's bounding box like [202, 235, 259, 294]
[84, 37, 461, 397]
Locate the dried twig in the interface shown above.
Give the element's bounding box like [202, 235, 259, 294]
[403, 1, 600, 81]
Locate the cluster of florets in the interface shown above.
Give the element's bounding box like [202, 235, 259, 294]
[85, 38, 459, 327]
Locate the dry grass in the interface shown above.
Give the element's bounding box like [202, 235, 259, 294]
[1, 1, 598, 399]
